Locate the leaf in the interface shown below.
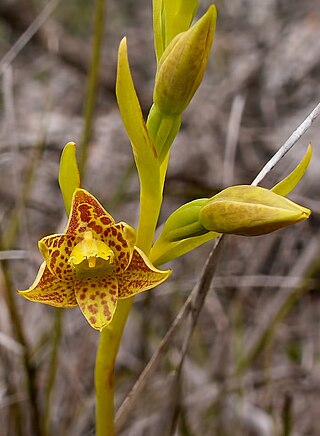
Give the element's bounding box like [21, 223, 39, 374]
[58, 142, 81, 215]
[116, 38, 162, 253]
[150, 231, 219, 266]
[116, 38, 160, 192]
[272, 144, 312, 196]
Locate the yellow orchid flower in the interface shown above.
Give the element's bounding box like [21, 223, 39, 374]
[18, 189, 171, 330]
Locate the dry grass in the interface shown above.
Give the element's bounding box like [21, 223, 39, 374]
[0, 0, 319, 435]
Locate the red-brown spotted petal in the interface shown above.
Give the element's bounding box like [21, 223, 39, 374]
[74, 276, 118, 330]
[18, 262, 77, 307]
[101, 223, 135, 273]
[66, 189, 115, 236]
[39, 234, 79, 281]
[117, 247, 172, 299]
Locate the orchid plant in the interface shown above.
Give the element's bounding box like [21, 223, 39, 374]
[18, 1, 313, 434]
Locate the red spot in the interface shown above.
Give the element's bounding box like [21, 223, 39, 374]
[88, 304, 98, 314]
[78, 204, 91, 223]
[88, 221, 103, 234]
[52, 250, 59, 257]
[53, 239, 58, 248]
[117, 233, 126, 244]
[82, 287, 88, 293]
[90, 294, 96, 300]
[80, 293, 86, 300]
[100, 292, 106, 298]
[111, 227, 117, 236]
[101, 216, 112, 225]
[115, 245, 121, 252]
[89, 316, 97, 324]
[59, 262, 64, 268]
[103, 303, 111, 319]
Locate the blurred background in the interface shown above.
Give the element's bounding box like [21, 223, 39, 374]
[0, 0, 319, 434]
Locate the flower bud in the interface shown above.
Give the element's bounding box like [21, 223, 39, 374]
[198, 185, 310, 236]
[153, 0, 199, 63]
[153, 4, 217, 116]
[161, 198, 208, 242]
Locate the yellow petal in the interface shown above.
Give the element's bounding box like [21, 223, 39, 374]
[18, 262, 77, 307]
[67, 189, 115, 236]
[117, 247, 171, 299]
[39, 234, 79, 281]
[74, 276, 118, 330]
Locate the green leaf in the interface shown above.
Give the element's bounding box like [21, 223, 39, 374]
[150, 231, 219, 266]
[116, 38, 160, 186]
[116, 38, 161, 253]
[272, 144, 312, 196]
[59, 142, 81, 215]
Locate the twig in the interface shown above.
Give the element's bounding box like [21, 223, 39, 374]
[0, 0, 61, 74]
[115, 100, 320, 430]
[0, 250, 27, 260]
[252, 101, 320, 186]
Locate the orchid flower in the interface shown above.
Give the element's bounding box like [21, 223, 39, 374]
[18, 189, 171, 330]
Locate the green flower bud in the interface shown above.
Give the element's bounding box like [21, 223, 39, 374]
[161, 198, 208, 242]
[153, 0, 199, 63]
[153, 4, 217, 116]
[198, 185, 310, 236]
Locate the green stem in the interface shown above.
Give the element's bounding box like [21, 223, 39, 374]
[94, 169, 163, 435]
[95, 298, 133, 436]
[94, 39, 182, 436]
[79, 0, 106, 179]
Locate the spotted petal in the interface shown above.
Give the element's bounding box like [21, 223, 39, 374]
[66, 189, 115, 236]
[39, 234, 80, 281]
[74, 275, 118, 330]
[117, 247, 171, 298]
[100, 223, 135, 273]
[18, 262, 77, 307]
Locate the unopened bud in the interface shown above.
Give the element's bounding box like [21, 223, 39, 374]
[153, 4, 217, 116]
[161, 198, 208, 242]
[198, 185, 310, 236]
